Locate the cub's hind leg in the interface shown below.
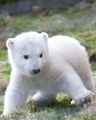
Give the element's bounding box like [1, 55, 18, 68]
[32, 91, 56, 104]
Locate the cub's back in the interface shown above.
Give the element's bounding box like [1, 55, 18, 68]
[48, 35, 91, 79]
[48, 35, 86, 61]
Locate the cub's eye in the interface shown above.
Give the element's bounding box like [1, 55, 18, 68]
[24, 55, 29, 59]
[39, 53, 43, 58]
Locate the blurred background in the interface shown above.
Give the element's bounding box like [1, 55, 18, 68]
[0, 0, 96, 61]
[0, 0, 96, 119]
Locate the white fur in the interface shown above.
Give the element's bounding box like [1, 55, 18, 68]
[3, 32, 95, 115]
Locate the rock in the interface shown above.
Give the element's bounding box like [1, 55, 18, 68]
[90, 53, 96, 62]
[32, 6, 41, 15]
[0, 28, 14, 49]
[0, 79, 8, 96]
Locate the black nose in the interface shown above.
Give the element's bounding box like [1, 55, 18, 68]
[32, 69, 40, 74]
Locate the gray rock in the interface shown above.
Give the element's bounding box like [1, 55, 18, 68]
[0, 28, 14, 49]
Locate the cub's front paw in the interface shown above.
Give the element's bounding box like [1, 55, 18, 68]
[72, 90, 94, 104]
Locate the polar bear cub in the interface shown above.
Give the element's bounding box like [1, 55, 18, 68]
[3, 31, 94, 115]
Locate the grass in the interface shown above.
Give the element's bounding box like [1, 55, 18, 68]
[0, 50, 10, 82]
[0, 2, 96, 120]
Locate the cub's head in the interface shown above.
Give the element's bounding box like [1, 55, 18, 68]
[6, 31, 48, 77]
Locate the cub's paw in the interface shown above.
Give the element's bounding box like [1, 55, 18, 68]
[72, 90, 94, 104]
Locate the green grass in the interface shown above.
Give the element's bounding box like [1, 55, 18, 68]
[1, 97, 96, 120]
[0, 50, 10, 81]
[0, 50, 7, 61]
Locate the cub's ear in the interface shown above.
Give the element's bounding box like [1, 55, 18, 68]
[41, 32, 48, 41]
[6, 38, 15, 49]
